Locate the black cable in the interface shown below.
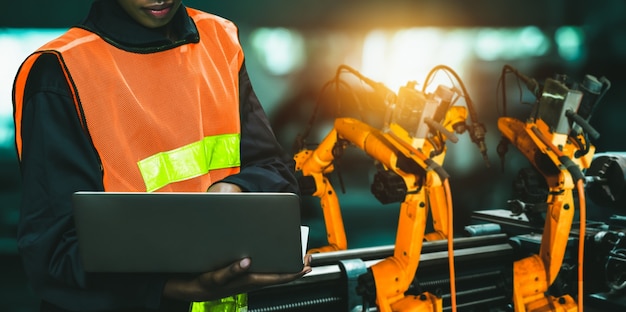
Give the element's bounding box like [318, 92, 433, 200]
[422, 64, 490, 166]
[295, 65, 366, 151]
[421, 65, 478, 125]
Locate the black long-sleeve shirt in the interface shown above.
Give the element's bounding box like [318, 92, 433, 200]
[15, 1, 298, 311]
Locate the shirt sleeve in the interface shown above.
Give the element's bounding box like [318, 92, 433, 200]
[219, 63, 300, 195]
[16, 53, 171, 311]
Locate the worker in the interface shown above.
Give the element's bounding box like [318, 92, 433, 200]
[12, 0, 311, 311]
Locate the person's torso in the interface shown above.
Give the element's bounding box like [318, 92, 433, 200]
[21, 8, 245, 192]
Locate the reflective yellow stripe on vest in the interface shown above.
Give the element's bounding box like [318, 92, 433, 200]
[190, 293, 248, 312]
[137, 133, 240, 192]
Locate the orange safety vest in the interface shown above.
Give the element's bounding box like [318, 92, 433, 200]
[14, 8, 242, 192]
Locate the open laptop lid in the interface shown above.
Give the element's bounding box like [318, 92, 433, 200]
[72, 191, 304, 274]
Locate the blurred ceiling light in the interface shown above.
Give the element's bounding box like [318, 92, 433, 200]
[475, 26, 549, 61]
[519, 26, 550, 57]
[555, 26, 584, 62]
[361, 27, 471, 92]
[361, 29, 387, 79]
[250, 27, 306, 76]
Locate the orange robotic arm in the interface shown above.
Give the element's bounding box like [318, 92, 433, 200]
[295, 116, 452, 311]
[497, 67, 609, 312]
[294, 128, 348, 253]
[335, 118, 450, 312]
[293, 65, 483, 312]
[499, 118, 587, 312]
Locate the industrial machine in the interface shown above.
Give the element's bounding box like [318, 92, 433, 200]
[291, 64, 489, 312]
[246, 150, 626, 312]
[488, 64, 611, 311]
[243, 64, 625, 312]
[472, 151, 626, 311]
[248, 234, 514, 312]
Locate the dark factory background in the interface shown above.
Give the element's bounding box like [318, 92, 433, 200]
[1, 1, 626, 311]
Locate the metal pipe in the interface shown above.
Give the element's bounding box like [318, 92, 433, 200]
[248, 236, 514, 312]
[310, 234, 509, 266]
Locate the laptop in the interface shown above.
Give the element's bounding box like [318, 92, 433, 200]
[72, 191, 305, 274]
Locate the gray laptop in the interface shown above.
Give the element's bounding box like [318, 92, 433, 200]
[72, 191, 304, 274]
